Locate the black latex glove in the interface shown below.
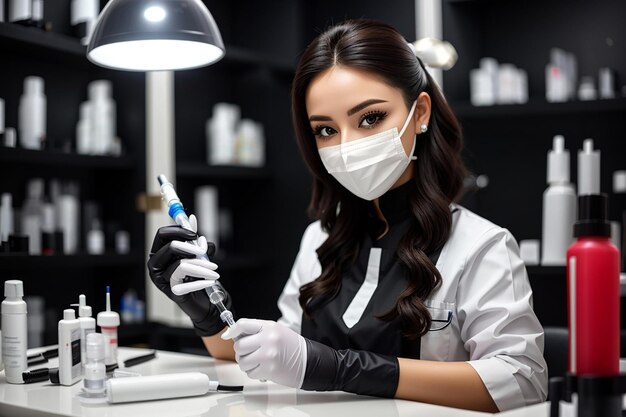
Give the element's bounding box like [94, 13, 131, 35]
[147, 224, 233, 337]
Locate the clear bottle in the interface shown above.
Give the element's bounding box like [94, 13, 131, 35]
[1, 280, 28, 383]
[82, 332, 106, 399]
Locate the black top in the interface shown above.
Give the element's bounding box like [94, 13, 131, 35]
[301, 182, 442, 359]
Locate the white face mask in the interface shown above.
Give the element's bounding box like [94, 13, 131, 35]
[318, 100, 418, 201]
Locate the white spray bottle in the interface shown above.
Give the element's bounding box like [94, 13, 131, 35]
[541, 135, 576, 266]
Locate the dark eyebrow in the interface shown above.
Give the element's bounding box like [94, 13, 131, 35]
[308, 98, 389, 122]
[347, 99, 388, 116]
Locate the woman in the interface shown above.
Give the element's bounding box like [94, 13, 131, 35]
[147, 19, 547, 413]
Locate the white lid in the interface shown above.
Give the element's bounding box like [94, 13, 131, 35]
[86, 332, 105, 360]
[1, 193, 11, 207]
[578, 138, 601, 195]
[79, 294, 92, 317]
[24, 76, 44, 95]
[27, 178, 44, 199]
[88, 80, 112, 100]
[97, 311, 120, 327]
[547, 135, 570, 184]
[613, 171, 626, 193]
[4, 280, 24, 299]
[63, 308, 76, 320]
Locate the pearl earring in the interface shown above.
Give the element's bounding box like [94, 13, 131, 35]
[420, 123, 428, 133]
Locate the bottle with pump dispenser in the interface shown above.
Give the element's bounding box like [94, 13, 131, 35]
[97, 286, 120, 366]
[567, 194, 621, 414]
[2, 280, 28, 384]
[77, 294, 95, 368]
[541, 135, 576, 266]
[58, 308, 82, 386]
[18, 76, 46, 150]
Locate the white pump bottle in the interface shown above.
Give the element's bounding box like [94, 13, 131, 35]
[541, 135, 576, 266]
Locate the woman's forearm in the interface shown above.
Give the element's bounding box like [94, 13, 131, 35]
[395, 358, 498, 413]
[201, 326, 236, 361]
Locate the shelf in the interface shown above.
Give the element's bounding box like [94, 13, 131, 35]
[0, 147, 135, 170]
[451, 98, 626, 119]
[526, 266, 566, 277]
[0, 22, 294, 75]
[0, 252, 144, 268]
[176, 163, 272, 181]
[0, 21, 85, 57]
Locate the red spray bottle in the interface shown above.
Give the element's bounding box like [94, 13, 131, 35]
[567, 193, 620, 377]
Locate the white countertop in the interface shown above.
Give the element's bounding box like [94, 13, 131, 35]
[0, 347, 550, 417]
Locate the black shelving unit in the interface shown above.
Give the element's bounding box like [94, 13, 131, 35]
[0, 1, 146, 346]
[176, 163, 272, 181]
[442, 0, 626, 328]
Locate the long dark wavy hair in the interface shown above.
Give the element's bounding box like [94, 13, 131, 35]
[291, 19, 467, 339]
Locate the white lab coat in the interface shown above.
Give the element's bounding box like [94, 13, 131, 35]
[277, 204, 549, 411]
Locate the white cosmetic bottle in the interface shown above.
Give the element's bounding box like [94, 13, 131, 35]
[2, 280, 28, 384]
[71, 0, 99, 45]
[18, 76, 46, 150]
[0, 193, 14, 244]
[97, 286, 119, 366]
[58, 308, 82, 386]
[21, 178, 44, 255]
[77, 294, 96, 368]
[578, 138, 600, 196]
[88, 80, 116, 155]
[9, 0, 31, 24]
[541, 135, 576, 266]
[76, 101, 92, 154]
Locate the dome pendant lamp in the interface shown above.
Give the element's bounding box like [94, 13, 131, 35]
[87, 0, 225, 71]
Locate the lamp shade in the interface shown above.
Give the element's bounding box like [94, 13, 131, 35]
[87, 0, 225, 71]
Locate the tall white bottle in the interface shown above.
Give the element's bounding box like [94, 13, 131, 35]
[541, 135, 576, 266]
[88, 81, 116, 155]
[578, 138, 601, 195]
[18, 76, 46, 150]
[58, 309, 82, 386]
[21, 178, 44, 255]
[2, 280, 28, 384]
[77, 294, 96, 368]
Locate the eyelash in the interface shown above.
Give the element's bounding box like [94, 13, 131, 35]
[311, 110, 389, 139]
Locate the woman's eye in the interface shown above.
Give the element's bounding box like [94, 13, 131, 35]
[359, 111, 387, 128]
[313, 126, 337, 138]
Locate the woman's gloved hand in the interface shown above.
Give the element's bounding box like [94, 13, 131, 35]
[222, 319, 308, 388]
[147, 214, 232, 337]
[223, 317, 400, 397]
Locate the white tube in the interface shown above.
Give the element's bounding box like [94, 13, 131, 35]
[106, 372, 216, 403]
[2, 280, 28, 384]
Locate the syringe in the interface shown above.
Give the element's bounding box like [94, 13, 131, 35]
[157, 174, 235, 327]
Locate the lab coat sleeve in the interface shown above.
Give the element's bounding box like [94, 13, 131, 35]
[456, 227, 548, 411]
[277, 222, 325, 334]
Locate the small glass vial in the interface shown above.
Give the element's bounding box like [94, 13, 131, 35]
[82, 332, 106, 399]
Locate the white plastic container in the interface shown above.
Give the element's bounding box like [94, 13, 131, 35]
[58, 189, 79, 255]
[194, 186, 219, 249]
[76, 101, 92, 154]
[82, 332, 106, 400]
[71, 0, 99, 45]
[86, 220, 105, 255]
[541, 135, 576, 266]
[9, 0, 31, 23]
[0, 193, 13, 243]
[115, 230, 130, 254]
[106, 372, 218, 403]
[18, 76, 46, 150]
[207, 103, 239, 165]
[97, 286, 119, 366]
[21, 178, 44, 255]
[2, 280, 28, 384]
[58, 309, 82, 386]
[578, 139, 600, 196]
[77, 294, 96, 367]
[88, 80, 116, 155]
